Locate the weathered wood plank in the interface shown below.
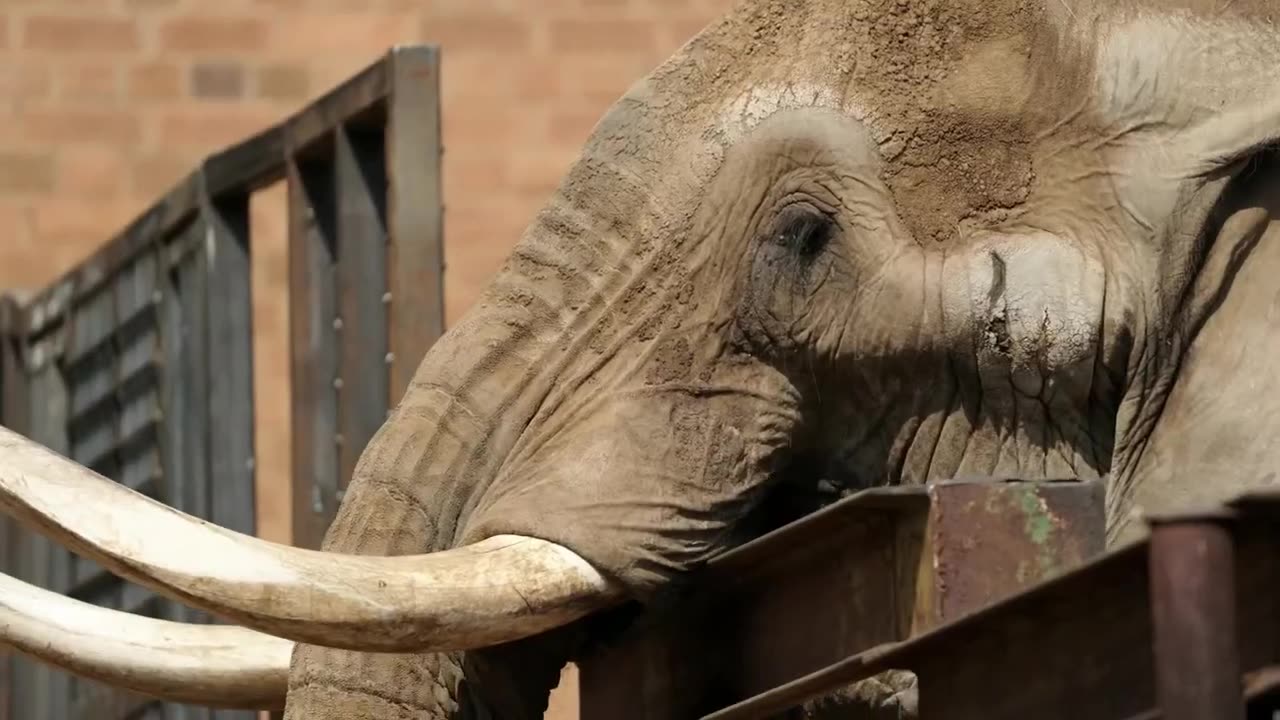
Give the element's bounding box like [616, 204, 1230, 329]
[287, 153, 341, 550]
[200, 189, 260, 720]
[0, 303, 28, 720]
[171, 219, 216, 720]
[24, 364, 71, 720]
[334, 125, 390, 495]
[175, 216, 211, 567]
[202, 190, 257, 538]
[386, 45, 444, 404]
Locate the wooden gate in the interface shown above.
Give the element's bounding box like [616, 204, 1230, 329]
[0, 44, 444, 720]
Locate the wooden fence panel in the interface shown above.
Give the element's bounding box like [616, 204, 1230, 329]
[288, 45, 444, 550]
[3, 212, 259, 720]
[1, 44, 444, 718]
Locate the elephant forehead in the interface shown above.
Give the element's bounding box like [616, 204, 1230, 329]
[708, 0, 1071, 246]
[837, 0, 1050, 244]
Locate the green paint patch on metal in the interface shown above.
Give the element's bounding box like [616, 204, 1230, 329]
[1018, 487, 1054, 546]
[1016, 485, 1061, 578]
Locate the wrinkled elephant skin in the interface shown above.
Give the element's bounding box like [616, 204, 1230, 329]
[283, 1, 1280, 718]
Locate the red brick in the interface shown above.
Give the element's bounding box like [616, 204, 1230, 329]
[22, 110, 141, 145]
[59, 147, 126, 197]
[505, 147, 580, 194]
[255, 64, 310, 101]
[0, 1, 759, 554]
[128, 62, 182, 101]
[0, 63, 52, 101]
[547, 666, 579, 720]
[159, 16, 269, 53]
[267, 13, 415, 56]
[57, 63, 120, 104]
[191, 61, 245, 99]
[662, 15, 717, 47]
[549, 18, 660, 54]
[561, 55, 658, 105]
[131, 151, 197, 197]
[22, 15, 139, 53]
[157, 107, 278, 147]
[549, 106, 607, 146]
[422, 13, 532, 53]
[31, 198, 141, 246]
[0, 202, 33, 258]
[0, 151, 55, 194]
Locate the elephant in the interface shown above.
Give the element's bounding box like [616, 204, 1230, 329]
[3, 0, 1280, 717]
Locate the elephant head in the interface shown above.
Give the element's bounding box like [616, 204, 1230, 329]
[5, 0, 1280, 717]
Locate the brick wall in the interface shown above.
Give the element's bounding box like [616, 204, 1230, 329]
[2, 1, 737, 715]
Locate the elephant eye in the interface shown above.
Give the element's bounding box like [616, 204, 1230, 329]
[772, 204, 833, 259]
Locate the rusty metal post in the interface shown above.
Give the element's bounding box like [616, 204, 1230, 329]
[1149, 518, 1245, 720]
[911, 480, 1107, 634]
[580, 481, 1109, 720]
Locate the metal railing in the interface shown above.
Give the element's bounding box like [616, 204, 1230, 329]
[1, 44, 444, 720]
[576, 480, 1280, 719]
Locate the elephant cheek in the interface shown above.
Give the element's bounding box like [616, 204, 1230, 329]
[460, 393, 789, 598]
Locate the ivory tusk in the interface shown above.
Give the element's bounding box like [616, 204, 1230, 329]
[0, 425, 624, 653]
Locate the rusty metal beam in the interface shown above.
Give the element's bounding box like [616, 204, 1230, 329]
[684, 495, 1280, 720]
[577, 480, 1107, 720]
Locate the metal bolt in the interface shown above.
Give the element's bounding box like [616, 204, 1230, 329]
[333, 317, 344, 331]
[333, 377, 344, 390]
[311, 486, 323, 514]
[382, 292, 392, 304]
[334, 434, 344, 447]
[245, 457, 255, 472]
[384, 352, 394, 364]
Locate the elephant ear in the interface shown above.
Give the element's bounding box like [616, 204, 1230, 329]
[1112, 153, 1280, 540]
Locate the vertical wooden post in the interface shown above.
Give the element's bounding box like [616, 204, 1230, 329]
[202, 189, 258, 541]
[386, 45, 445, 407]
[0, 295, 26, 720]
[287, 154, 340, 552]
[287, 46, 444, 551]
[334, 124, 390, 499]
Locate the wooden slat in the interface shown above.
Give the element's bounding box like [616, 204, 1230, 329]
[176, 217, 211, 529]
[169, 218, 216, 720]
[287, 154, 341, 550]
[334, 125, 390, 495]
[1, 306, 28, 720]
[202, 190, 257, 538]
[158, 218, 189, 517]
[386, 45, 444, 404]
[0, 48, 446, 719]
[23, 365, 71, 720]
[198, 189, 261, 720]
